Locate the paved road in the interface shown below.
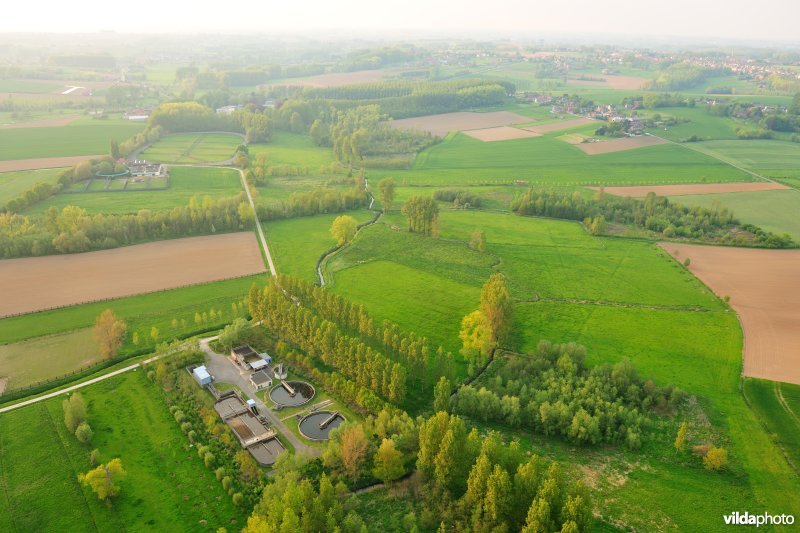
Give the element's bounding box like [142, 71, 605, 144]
[199, 337, 318, 457]
[0, 352, 169, 414]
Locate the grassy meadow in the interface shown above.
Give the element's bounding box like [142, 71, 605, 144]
[0, 371, 242, 531]
[378, 131, 750, 186]
[744, 378, 800, 473]
[0, 118, 145, 161]
[0, 168, 64, 205]
[139, 133, 242, 164]
[27, 166, 244, 215]
[674, 188, 800, 241]
[0, 328, 101, 391]
[689, 139, 800, 179]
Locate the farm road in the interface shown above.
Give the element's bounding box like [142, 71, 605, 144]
[199, 337, 318, 457]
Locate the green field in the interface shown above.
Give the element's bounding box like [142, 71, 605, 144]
[376, 131, 750, 186]
[0, 371, 242, 531]
[0, 274, 265, 350]
[674, 188, 800, 241]
[0, 118, 145, 161]
[645, 107, 742, 141]
[0, 168, 64, 205]
[27, 166, 243, 214]
[0, 80, 62, 93]
[689, 139, 800, 179]
[744, 378, 800, 472]
[0, 328, 101, 391]
[322, 207, 800, 529]
[139, 133, 242, 164]
[248, 131, 337, 168]
[265, 209, 374, 283]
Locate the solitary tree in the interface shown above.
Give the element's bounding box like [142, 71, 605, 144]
[470, 229, 486, 252]
[63, 393, 87, 433]
[93, 309, 127, 360]
[377, 177, 396, 212]
[373, 438, 405, 485]
[75, 422, 94, 445]
[340, 425, 369, 481]
[703, 446, 728, 470]
[480, 273, 514, 344]
[674, 421, 688, 452]
[330, 215, 358, 246]
[78, 458, 126, 502]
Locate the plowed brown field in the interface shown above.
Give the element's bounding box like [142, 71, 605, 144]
[0, 233, 266, 318]
[576, 135, 667, 155]
[594, 182, 788, 197]
[463, 126, 541, 142]
[391, 111, 530, 136]
[522, 117, 597, 134]
[660, 243, 800, 385]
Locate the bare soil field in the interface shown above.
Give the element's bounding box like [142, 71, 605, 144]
[522, 117, 597, 134]
[391, 111, 530, 136]
[462, 126, 541, 142]
[568, 75, 649, 90]
[660, 243, 800, 385]
[0, 155, 102, 172]
[594, 182, 789, 197]
[0, 116, 80, 129]
[575, 135, 667, 155]
[0, 233, 266, 318]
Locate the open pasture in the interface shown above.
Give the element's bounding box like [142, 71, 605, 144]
[391, 132, 751, 185]
[0, 233, 265, 318]
[0, 328, 101, 391]
[670, 189, 800, 241]
[27, 166, 243, 215]
[0, 115, 80, 129]
[462, 126, 540, 142]
[390, 111, 529, 136]
[594, 181, 787, 197]
[690, 139, 800, 179]
[0, 118, 144, 161]
[576, 135, 667, 155]
[138, 133, 242, 164]
[0, 168, 64, 205]
[660, 243, 800, 385]
[0, 371, 241, 531]
[567, 74, 648, 90]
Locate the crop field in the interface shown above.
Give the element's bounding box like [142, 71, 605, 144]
[689, 139, 800, 179]
[390, 111, 530, 136]
[0, 371, 242, 531]
[594, 181, 786, 197]
[0, 328, 101, 392]
[0, 274, 264, 354]
[661, 243, 800, 384]
[522, 117, 598, 134]
[575, 135, 667, 155]
[138, 133, 242, 163]
[566, 74, 648, 90]
[674, 189, 800, 240]
[384, 132, 750, 186]
[744, 378, 800, 472]
[27, 166, 243, 214]
[0, 79, 63, 93]
[0, 118, 145, 161]
[0, 233, 266, 318]
[325, 208, 800, 527]
[0, 167, 64, 205]
[0, 115, 81, 129]
[266, 209, 374, 283]
[0, 155, 104, 173]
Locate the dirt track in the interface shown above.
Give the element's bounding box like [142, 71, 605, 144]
[391, 111, 530, 136]
[0, 116, 80, 129]
[659, 243, 800, 385]
[0, 233, 266, 318]
[463, 126, 541, 142]
[594, 182, 789, 197]
[0, 155, 102, 172]
[576, 135, 667, 155]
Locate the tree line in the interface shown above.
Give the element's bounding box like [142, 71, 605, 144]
[451, 341, 685, 449]
[432, 188, 484, 209]
[511, 188, 794, 248]
[0, 193, 253, 259]
[255, 186, 369, 221]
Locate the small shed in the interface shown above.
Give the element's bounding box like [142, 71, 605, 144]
[250, 369, 273, 390]
[193, 366, 212, 386]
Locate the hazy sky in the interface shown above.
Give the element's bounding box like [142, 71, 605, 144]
[2, 0, 799, 42]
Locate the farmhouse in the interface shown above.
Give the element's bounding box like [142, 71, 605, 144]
[127, 160, 168, 178]
[232, 345, 272, 370]
[123, 108, 151, 121]
[250, 368, 274, 391]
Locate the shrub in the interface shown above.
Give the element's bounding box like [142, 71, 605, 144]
[703, 446, 729, 470]
[89, 449, 101, 466]
[75, 422, 94, 445]
[204, 452, 215, 468]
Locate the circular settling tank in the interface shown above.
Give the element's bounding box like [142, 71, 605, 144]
[268, 381, 315, 407]
[298, 411, 345, 441]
